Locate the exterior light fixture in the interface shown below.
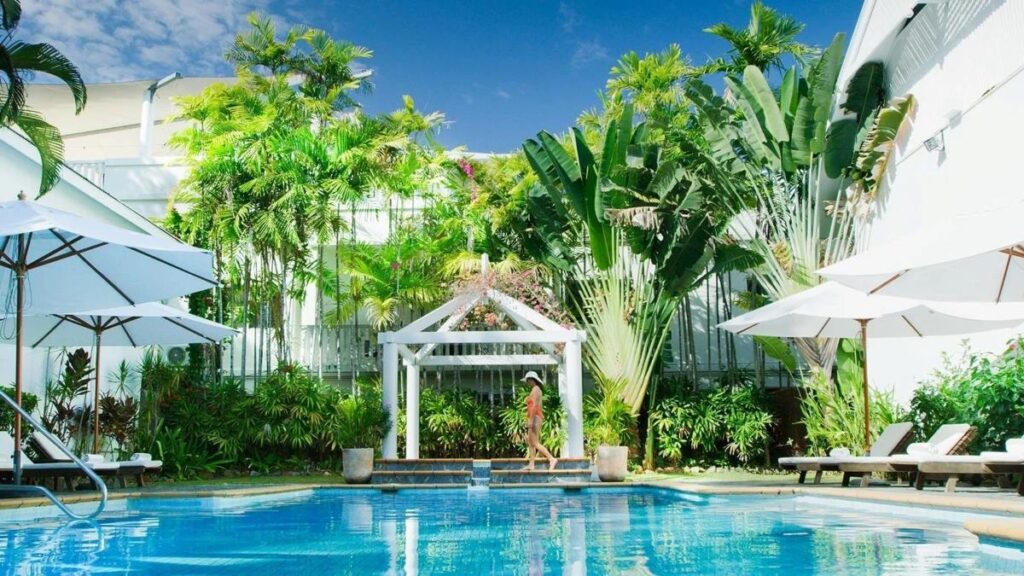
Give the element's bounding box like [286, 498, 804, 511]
[924, 130, 945, 152]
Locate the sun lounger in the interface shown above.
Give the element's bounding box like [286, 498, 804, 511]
[835, 424, 976, 488]
[778, 422, 914, 484]
[915, 437, 1024, 494]
[0, 432, 137, 490]
[30, 431, 161, 487]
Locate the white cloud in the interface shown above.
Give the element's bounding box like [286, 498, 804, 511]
[559, 2, 579, 33]
[571, 40, 609, 68]
[494, 88, 511, 100]
[17, 0, 296, 82]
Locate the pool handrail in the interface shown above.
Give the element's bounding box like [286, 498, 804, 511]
[0, 388, 107, 520]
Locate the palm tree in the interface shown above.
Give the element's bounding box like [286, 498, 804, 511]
[704, 1, 812, 74]
[0, 0, 87, 195]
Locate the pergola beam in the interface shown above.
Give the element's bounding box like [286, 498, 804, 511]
[382, 329, 581, 345]
[418, 354, 558, 367]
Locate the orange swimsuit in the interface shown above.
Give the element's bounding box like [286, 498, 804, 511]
[526, 394, 543, 421]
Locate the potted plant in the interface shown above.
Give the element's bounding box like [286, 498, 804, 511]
[586, 380, 636, 482]
[340, 382, 390, 484]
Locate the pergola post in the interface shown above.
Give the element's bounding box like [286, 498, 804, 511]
[557, 359, 569, 456]
[381, 336, 399, 459]
[405, 362, 420, 459]
[564, 336, 584, 458]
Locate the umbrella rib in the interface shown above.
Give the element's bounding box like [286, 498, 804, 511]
[119, 322, 137, 348]
[25, 234, 85, 267]
[901, 315, 923, 337]
[126, 247, 217, 286]
[0, 237, 10, 266]
[30, 240, 107, 269]
[814, 318, 831, 338]
[61, 315, 97, 330]
[30, 316, 66, 348]
[996, 252, 1012, 303]
[736, 322, 759, 335]
[164, 317, 218, 343]
[49, 230, 134, 305]
[869, 270, 907, 295]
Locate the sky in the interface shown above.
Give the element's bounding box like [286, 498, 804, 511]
[21, 0, 863, 153]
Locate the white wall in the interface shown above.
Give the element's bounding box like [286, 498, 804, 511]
[848, 0, 1024, 404]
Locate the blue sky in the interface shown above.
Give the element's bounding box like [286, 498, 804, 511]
[23, 0, 863, 153]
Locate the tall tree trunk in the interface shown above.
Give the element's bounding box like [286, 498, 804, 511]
[316, 246, 324, 381]
[240, 257, 251, 387]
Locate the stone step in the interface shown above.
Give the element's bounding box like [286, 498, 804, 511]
[490, 469, 594, 484]
[489, 458, 592, 471]
[374, 459, 474, 472]
[371, 470, 472, 485]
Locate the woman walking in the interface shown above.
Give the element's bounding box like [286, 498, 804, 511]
[522, 371, 557, 471]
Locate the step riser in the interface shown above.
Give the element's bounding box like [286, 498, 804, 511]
[371, 475, 471, 485]
[489, 461, 591, 471]
[374, 463, 474, 472]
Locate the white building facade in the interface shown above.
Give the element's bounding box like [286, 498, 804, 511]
[837, 0, 1024, 403]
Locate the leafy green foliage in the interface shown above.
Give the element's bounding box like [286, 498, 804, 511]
[910, 342, 1024, 453]
[799, 353, 906, 456]
[583, 379, 637, 452]
[753, 336, 798, 373]
[703, 1, 813, 74]
[134, 357, 388, 480]
[0, 0, 86, 195]
[0, 385, 37, 439]
[651, 379, 774, 466]
[41, 348, 93, 447]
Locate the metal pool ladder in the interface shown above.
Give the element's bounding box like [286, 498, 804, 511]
[0, 389, 107, 520]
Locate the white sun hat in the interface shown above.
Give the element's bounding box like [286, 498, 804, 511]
[521, 370, 545, 385]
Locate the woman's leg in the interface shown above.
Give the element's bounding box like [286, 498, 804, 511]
[531, 419, 557, 470]
[526, 418, 539, 470]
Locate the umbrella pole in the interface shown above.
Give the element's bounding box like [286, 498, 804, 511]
[12, 261, 25, 485]
[93, 330, 102, 454]
[858, 319, 871, 452]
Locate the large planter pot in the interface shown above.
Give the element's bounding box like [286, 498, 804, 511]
[596, 445, 629, 482]
[343, 448, 374, 484]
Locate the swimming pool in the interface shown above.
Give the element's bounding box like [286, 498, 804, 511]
[2, 487, 1023, 574]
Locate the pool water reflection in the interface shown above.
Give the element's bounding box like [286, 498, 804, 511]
[1, 487, 1022, 575]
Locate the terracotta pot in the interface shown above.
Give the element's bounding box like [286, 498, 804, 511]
[343, 448, 374, 484]
[596, 445, 628, 482]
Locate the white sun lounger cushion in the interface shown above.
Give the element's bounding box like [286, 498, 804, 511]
[906, 442, 936, 456]
[130, 453, 163, 469]
[1006, 438, 1024, 455]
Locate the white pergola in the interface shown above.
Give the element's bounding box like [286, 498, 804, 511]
[377, 258, 586, 459]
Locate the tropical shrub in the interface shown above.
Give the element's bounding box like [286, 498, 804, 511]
[910, 342, 1024, 453]
[133, 358, 388, 479]
[799, 341, 906, 456]
[416, 388, 500, 458]
[651, 380, 774, 466]
[0, 386, 38, 439]
[583, 379, 637, 453]
[42, 348, 93, 447]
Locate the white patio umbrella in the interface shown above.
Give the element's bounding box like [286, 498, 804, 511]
[0, 200, 216, 483]
[819, 201, 1024, 302]
[719, 282, 1024, 449]
[5, 303, 236, 453]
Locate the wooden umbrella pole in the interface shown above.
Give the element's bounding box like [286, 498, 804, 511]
[859, 319, 871, 452]
[93, 330, 102, 454]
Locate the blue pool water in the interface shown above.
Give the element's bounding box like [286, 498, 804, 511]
[2, 487, 1023, 575]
